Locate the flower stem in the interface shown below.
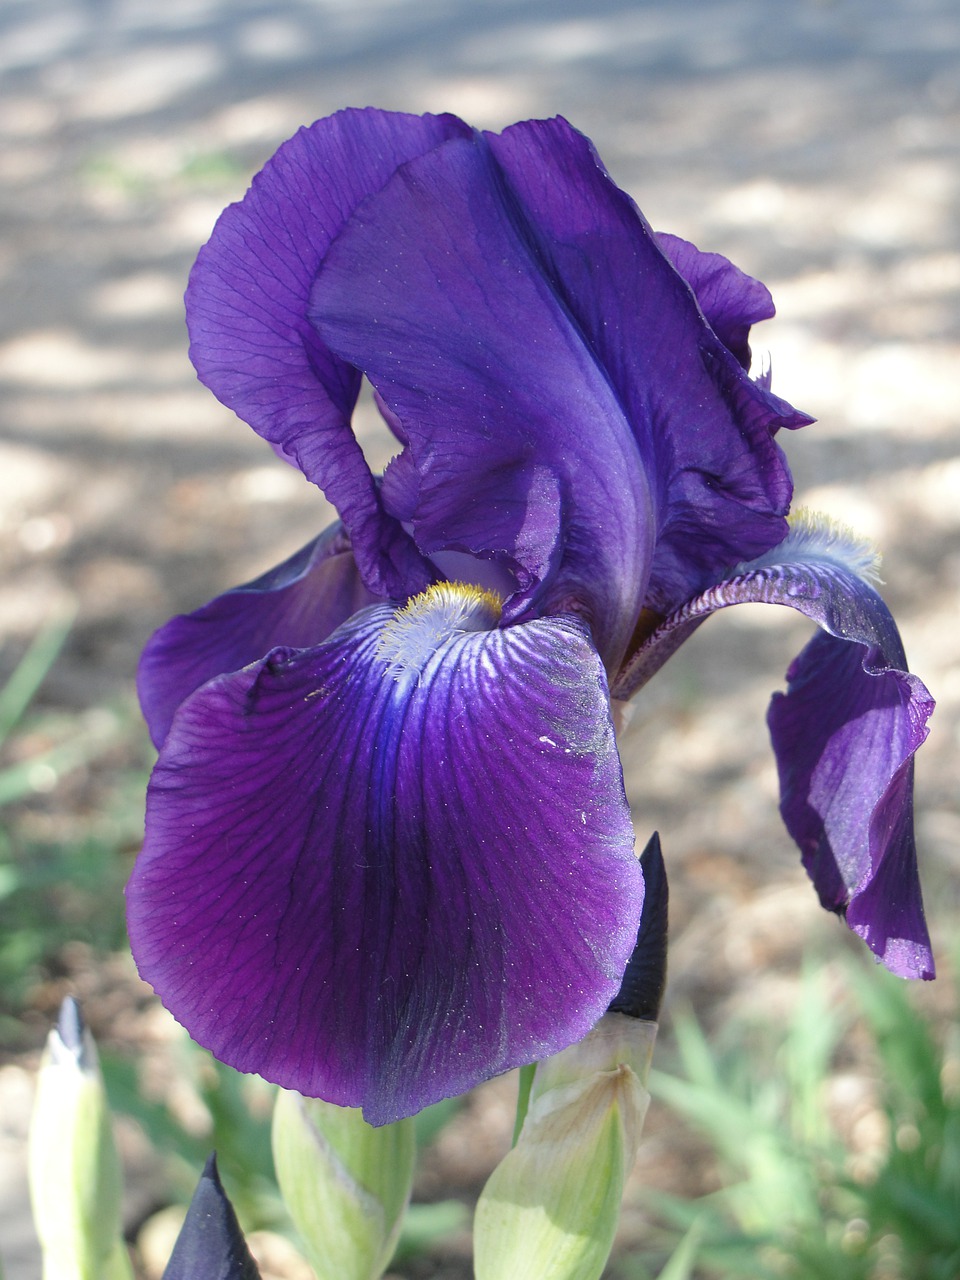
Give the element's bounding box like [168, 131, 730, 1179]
[512, 1062, 536, 1146]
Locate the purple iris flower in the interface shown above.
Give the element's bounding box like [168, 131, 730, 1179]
[128, 109, 934, 1126]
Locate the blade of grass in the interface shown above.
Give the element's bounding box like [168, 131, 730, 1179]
[0, 608, 75, 750]
[655, 1216, 706, 1280]
[0, 714, 122, 807]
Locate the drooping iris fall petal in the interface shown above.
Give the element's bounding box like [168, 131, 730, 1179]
[613, 517, 934, 978]
[128, 597, 643, 1125]
[770, 627, 932, 978]
[139, 523, 374, 748]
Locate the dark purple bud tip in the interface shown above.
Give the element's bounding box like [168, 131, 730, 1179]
[608, 832, 668, 1022]
[162, 1153, 261, 1280]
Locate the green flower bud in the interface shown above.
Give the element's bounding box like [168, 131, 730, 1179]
[475, 832, 667, 1280]
[474, 1014, 657, 1280]
[271, 1090, 414, 1280]
[28, 998, 133, 1280]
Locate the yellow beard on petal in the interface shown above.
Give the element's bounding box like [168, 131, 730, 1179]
[376, 582, 503, 678]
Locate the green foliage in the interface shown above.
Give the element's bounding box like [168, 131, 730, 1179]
[626, 957, 960, 1280]
[0, 618, 151, 1031]
[392, 1199, 469, 1264]
[101, 1037, 284, 1233]
[399, 1098, 471, 1260]
[0, 611, 75, 752]
[102, 1035, 468, 1267]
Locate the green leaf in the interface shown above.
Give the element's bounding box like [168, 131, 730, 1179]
[655, 1216, 706, 1280]
[0, 609, 74, 750]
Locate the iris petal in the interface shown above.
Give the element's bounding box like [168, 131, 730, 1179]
[770, 629, 932, 978]
[310, 128, 655, 668]
[484, 117, 811, 613]
[612, 520, 934, 978]
[189, 108, 807, 651]
[138, 523, 374, 748]
[186, 108, 470, 597]
[654, 232, 775, 370]
[127, 607, 643, 1125]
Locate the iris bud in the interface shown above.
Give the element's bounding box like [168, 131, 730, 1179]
[474, 832, 667, 1280]
[271, 1090, 415, 1280]
[473, 1015, 656, 1280]
[28, 997, 134, 1280]
[161, 1153, 261, 1280]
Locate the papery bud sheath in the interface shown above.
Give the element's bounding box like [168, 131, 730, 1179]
[28, 998, 133, 1280]
[272, 1089, 415, 1280]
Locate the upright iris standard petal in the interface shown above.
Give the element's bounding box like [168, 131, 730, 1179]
[612, 516, 934, 979]
[654, 233, 775, 371]
[139, 523, 374, 748]
[128, 595, 643, 1126]
[483, 118, 811, 614]
[186, 108, 470, 598]
[310, 129, 656, 668]
[310, 117, 811, 664]
[189, 107, 807, 662]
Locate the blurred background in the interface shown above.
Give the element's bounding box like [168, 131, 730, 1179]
[1, 0, 958, 1276]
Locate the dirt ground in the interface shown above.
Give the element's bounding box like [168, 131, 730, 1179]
[1, 0, 958, 1275]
